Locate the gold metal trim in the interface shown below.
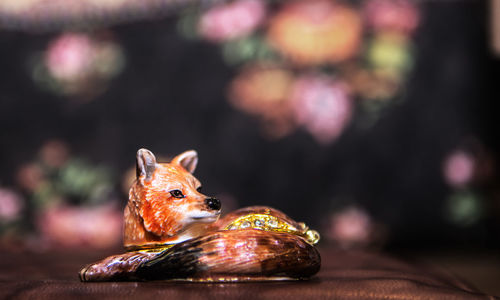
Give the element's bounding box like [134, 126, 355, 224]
[223, 213, 320, 245]
[125, 243, 175, 253]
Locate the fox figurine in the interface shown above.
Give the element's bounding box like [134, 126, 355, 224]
[79, 149, 320, 282]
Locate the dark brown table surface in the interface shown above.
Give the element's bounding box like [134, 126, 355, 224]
[0, 246, 496, 299]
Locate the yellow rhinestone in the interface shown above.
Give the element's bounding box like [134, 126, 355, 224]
[305, 229, 320, 245]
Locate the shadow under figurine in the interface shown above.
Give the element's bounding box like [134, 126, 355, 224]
[79, 149, 321, 282]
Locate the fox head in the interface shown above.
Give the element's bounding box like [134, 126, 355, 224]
[124, 149, 221, 250]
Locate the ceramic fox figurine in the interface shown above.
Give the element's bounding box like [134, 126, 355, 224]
[79, 149, 320, 282]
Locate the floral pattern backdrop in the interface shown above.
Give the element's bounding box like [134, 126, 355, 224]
[0, 0, 497, 251]
[188, 0, 419, 143]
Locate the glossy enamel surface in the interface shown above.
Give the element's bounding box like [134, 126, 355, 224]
[80, 149, 321, 282]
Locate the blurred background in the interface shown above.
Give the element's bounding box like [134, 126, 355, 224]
[0, 0, 499, 294]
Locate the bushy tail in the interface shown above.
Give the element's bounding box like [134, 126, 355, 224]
[80, 229, 320, 282]
[136, 229, 321, 281]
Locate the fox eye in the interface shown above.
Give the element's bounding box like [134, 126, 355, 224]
[170, 190, 184, 198]
[196, 186, 202, 192]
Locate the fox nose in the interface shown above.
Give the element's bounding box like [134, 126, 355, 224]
[205, 197, 221, 211]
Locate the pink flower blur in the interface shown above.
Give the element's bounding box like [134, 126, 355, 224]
[443, 150, 475, 188]
[45, 32, 94, 81]
[327, 207, 373, 248]
[37, 204, 122, 249]
[0, 188, 24, 222]
[291, 75, 352, 143]
[364, 0, 420, 35]
[198, 0, 266, 42]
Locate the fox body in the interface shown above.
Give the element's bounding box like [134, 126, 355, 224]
[80, 149, 320, 282]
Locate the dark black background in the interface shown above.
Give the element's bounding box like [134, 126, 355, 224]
[0, 0, 497, 249]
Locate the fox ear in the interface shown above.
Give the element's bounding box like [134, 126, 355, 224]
[136, 148, 156, 182]
[172, 150, 198, 174]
